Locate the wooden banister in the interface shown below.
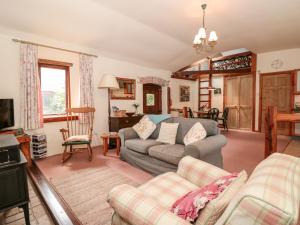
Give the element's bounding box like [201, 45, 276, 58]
[265, 106, 278, 158]
[265, 106, 300, 158]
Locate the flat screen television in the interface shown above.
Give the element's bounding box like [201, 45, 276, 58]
[0, 99, 15, 130]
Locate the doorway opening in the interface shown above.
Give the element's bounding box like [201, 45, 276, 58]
[143, 84, 162, 114]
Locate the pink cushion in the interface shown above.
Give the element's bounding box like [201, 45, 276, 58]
[170, 173, 239, 222]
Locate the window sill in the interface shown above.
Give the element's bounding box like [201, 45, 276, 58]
[43, 115, 78, 123]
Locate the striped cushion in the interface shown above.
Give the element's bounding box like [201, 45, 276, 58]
[177, 156, 229, 187]
[139, 172, 198, 208]
[216, 153, 300, 225]
[108, 184, 191, 225]
[112, 213, 130, 225]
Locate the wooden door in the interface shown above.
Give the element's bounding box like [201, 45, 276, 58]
[224, 75, 253, 130]
[260, 73, 291, 135]
[143, 84, 162, 114]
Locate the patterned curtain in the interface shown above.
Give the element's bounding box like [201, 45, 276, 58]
[79, 54, 94, 107]
[20, 43, 43, 130]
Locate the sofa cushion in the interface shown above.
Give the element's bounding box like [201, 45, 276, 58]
[150, 117, 173, 139]
[156, 122, 179, 144]
[195, 170, 247, 225]
[171, 172, 240, 222]
[125, 139, 162, 154]
[172, 117, 219, 144]
[132, 115, 156, 140]
[183, 122, 207, 145]
[139, 172, 198, 208]
[215, 153, 300, 225]
[148, 144, 185, 165]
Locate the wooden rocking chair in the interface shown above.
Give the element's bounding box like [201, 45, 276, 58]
[60, 107, 95, 162]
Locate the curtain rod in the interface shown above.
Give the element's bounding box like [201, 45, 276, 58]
[12, 38, 98, 58]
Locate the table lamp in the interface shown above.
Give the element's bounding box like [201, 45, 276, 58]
[98, 74, 119, 119]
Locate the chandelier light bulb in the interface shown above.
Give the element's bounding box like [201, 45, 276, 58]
[209, 31, 218, 42]
[192, 3, 217, 53]
[198, 27, 207, 39]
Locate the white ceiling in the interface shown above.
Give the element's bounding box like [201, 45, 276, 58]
[0, 0, 299, 71]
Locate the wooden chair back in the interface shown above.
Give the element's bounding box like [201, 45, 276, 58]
[188, 107, 195, 118]
[208, 108, 220, 121]
[66, 107, 95, 140]
[222, 107, 229, 120]
[182, 107, 188, 118]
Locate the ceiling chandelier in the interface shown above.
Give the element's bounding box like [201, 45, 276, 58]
[193, 3, 218, 53]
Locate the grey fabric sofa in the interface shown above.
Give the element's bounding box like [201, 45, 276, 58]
[119, 117, 227, 176]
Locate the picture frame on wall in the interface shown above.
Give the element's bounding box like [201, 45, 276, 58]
[214, 88, 222, 95]
[110, 77, 136, 100]
[180, 85, 190, 102]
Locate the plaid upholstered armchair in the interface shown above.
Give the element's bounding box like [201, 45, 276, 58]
[108, 154, 300, 225]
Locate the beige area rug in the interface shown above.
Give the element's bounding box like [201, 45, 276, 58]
[49, 166, 139, 225]
[283, 140, 300, 157]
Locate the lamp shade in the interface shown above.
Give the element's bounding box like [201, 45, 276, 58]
[98, 74, 119, 89]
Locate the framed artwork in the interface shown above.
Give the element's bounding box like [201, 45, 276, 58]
[110, 77, 136, 100]
[214, 88, 222, 95]
[180, 86, 190, 102]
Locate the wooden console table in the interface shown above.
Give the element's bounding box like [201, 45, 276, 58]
[109, 115, 143, 132]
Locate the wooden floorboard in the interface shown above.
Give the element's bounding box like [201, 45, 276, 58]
[27, 162, 82, 225]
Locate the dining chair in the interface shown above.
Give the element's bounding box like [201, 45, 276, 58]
[60, 107, 95, 162]
[207, 108, 220, 121]
[182, 106, 188, 118]
[188, 107, 195, 118]
[218, 107, 229, 131]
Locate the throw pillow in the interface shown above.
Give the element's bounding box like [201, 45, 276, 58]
[133, 116, 156, 140]
[183, 122, 207, 146]
[156, 122, 179, 144]
[195, 170, 247, 225]
[171, 171, 247, 223]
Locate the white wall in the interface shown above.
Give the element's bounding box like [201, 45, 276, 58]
[211, 76, 224, 111]
[256, 48, 300, 133]
[0, 32, 171, 156]
[169, 79, 198, 110]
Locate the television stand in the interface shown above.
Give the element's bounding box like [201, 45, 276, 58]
[0, 129, 32, 166]
[0, 135, 30, 225]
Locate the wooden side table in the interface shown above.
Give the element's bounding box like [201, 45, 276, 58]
[101, 133, 120, 156]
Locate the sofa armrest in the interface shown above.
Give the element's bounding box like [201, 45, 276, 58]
[119, 127, 139, 146]
[184, 134, 227, 159]
[108, 184, 191, 225]
[177, 156, 229, 187]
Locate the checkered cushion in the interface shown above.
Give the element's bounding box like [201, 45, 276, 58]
[139, 172, 198, 208]
[177, 156, 229, 187]
[215, 153, 300, 225]
[108, 184, 191, 225]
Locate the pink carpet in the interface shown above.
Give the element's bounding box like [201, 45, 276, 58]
[221, 130, 290, 175]
[36, 130, 290, 180]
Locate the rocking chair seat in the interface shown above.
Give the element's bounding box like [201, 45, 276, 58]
[62, 135, 90, 146]
[67, 135, 90, 142]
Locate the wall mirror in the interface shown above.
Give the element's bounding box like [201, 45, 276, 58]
[110, 77, 136, 100]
